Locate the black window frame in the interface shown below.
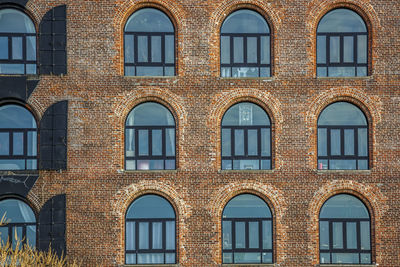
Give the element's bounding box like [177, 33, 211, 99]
[124, 8, 175, 76]
[316, 9, 368, 77]
[0, 197, 37, 249]
[220, 10, 271, 78]
[125, 195, 177, 265]
[317, 103, 369, 170]
[0, 7, 38, 75]
[319, 194, 372, 264]
[0, 104, 38, 170]
[222, 194, 273, 264]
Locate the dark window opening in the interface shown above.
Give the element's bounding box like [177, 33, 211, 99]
[317, 8, 368, 77]
[220, 9, 271, 78]
[0, 8, 37, 75]
[124, 8, 175, 76]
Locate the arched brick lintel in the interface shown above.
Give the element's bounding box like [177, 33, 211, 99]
[207, 88, 283, 169]
[111, 179, 191, 265]
[208, 181, 287, 264]
[307, 179, 388, 265]
[304, 87, 382, 169]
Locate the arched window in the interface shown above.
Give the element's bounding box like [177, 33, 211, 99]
[124, 8, 175, 76]
[220, 9, 271, 77]
[0, 8, 37, 74]
[317, 8, 368, 77]
[221, 102, 271, 170]
[125, 102, 175, 170]
[0, 198, 36, 249]
[317, 102, 368, 170]
[319, 194, 371, 264]
[0, 104, 37, 170]
[125, 194, 176, 264]
[222, 194, 273, 264]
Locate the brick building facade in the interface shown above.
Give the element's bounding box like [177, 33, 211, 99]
[0, 0, 399, 266]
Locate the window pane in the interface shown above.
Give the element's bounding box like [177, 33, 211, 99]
[330, 159, 356, 170]
[223, 221, 232, 249]
[357, 35, 367, 64]
[346, 222, 357, 249]
[358, 160, 368, 170]
[343, 36, 354, 63]
[125, 66, 135, 76]
[233, 37, 243, 63]
[317, 67, 327, 77]
[13, 132, 23, 155]
[151, 36, 161, 63]
[357, 66, 367, 76]
[233, 159, 259, 170]
[234, 252, 260, 263]
[165, 128, 175, 156]
[12, 37, 22, 60]
[247, 37, 257, 63]
[318, 159, 328, 170]
[151, 129, 162, 156]
[125, 35, 134, 63]
[137, 253, 163, 264]
[332, 253, 359, 264]
[0, 227, 8, 245]
[221, 36, 230, 64]
[319, 221, 329, 250]
[318, 128, 327, 156]
[235, 222, 245, 248]
[136, 66, 163, 76]
[26, 64, 36, 74]
[126, 221, 135, 250]
[328, 66, 355, 77]
[137, 36, 148, 62]
[0, 159, 24, 170]
[224, 194, 271, 219]
[222, 128, 231, 156]
[0, 133, 9, 155]
[332, 222, 343, 249]
[317, 36, 326, 64]
[360, 221, 370, 250]
[320, 253, 330, 264]
[249, 221, 259, 248]
[262, 220, 272, 249]
[261, 128, 270, 156]
[138, 130, 148, 156]
[0, 64, 24, 74]
[139, 222, 149, 249]
[26, 159, 36, 170]
[260, 36, 270, 64]
[125, 129, 135, 157]
[126, 160, 135, 170]
[166, 253, 175, 264]
[165, 35, 174, 64]
[261, 160, 270, 170]
[0, 37, 8, 59]
[234, 129, 244, 156]
[223, 253, 233, 263]
[26, 36, 36, 60]
[344, 129, 354, 155]
[152, 222, 162, 249]
[166, 221, 175, 250]
[165, 66, 174, 76]
[361, 253, 371, 264]
[248, 129, 258, 156]
[330, 129, 341, 156]
[329, 36, 340, 63]
[358, 128, 367, 156]
[27, 131, 37, 156]
[165, 159, 175, 170]
[221, 67, 231, 77]
[126, 254, 136, 264]
[262, 252, 273, 263]
[232, 67, 258, 78]
[260, 67, 270, 77]
[222, 160, 232, 170]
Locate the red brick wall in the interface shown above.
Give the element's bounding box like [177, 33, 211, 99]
[6, 0, 399, 266]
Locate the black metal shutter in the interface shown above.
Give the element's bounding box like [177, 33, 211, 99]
[39, 100, 68, 170]
[39, 5, 67, 75]
[38, 194, 66, 257]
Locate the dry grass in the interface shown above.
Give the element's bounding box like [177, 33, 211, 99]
[0, 215, 81, 267]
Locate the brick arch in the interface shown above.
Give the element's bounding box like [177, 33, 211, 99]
[304, 87, 382, 169]
[306, 0, 381, 76]
[208, 181, 287, 264]
[113, 0, 187, 75]
[307, 180, 388, 265]
[207, 88, 283, 170]
[111, 179, 191, 265]
[113, 87, 187, 169]
[208, 0, 284, 76]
